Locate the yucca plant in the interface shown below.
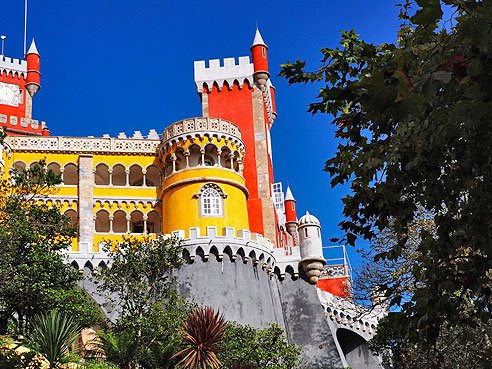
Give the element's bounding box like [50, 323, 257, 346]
[29, 310, 82, 368]
[173, 307, 225, 369]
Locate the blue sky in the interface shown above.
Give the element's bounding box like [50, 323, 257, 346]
[2, 0, 403, 267]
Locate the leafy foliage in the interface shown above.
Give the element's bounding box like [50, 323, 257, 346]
[218, 322, 303, 369]
[354, 205, 436, 306]
[96, 236, 189, 368]
[280, 0, 492, 355]
[29, 310, 83, 368]
[87, 329, 138, 369]
[173, 307, 225, 369]
[139, 338, 178, 369]
[0, 159, 100, 335]
[80, 361, 119, 369]
[370, 311, 492, 368]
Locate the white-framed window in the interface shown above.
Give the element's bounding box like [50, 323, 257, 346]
[272, 182, 284, 213]
[202, 187, 222, 216]
[194, 183, 228, 218]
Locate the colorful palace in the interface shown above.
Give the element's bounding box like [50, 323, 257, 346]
[0, 29, 385, 369]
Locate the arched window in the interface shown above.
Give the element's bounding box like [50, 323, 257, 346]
[95, 210, 110, 233]
[147, 210, 161, 234]
[233, 151, 241, 172]
[113, 210, 127, 233]
[219, 147, 232, 169]
[163, 154, 173, 177]
[188, 144, 202, 167]
[175, 149, 187, 171]
[203, 144, 218, 167]
[95, 163, 110, 185]
[47, 162, 61, 176]
[64, 209, 78, 227]
[112, 164, 126, 186]
[129, 165, 143, 186]
[12, 161, 26, 173]
[146, 165, 161, 187]
[194, 183, 227, 218]
[130, 211, 144, 233]
[63, 163, 78, 185]
[202, 188, 221, 215]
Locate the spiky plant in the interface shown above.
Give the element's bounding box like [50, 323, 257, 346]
[29, 310, 82, 368]
[173, 307, 225, 369]
[85, 329, 137, 369]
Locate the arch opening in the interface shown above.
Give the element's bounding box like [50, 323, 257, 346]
[336, 328, 380, 369]
[63, 163, 78, 185]
[95, 163, 110, 185]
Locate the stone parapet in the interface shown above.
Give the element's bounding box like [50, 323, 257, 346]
[317, 289, 383, 341]
[6, 135, 160, 155]
[161, 117, 243, 150]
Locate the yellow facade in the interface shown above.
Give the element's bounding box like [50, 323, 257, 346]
[162, 167, 249, 237]
[2, 117, 250, 251]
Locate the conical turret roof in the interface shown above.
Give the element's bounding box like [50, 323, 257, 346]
[251, 27, 267, 48]
[285, 186, 296, 202]
[27, 38, 39, 55]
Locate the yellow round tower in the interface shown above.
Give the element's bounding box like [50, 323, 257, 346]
[159, 117, 249, 236]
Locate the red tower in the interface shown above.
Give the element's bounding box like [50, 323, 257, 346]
[0, 38, 45, 135]
[194, 28, 278, 243]
[284, 186, 298, 239]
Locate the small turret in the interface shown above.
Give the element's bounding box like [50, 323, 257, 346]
[250, 28, 269, 90]
[284, 186, 298, 237]
[25, 39, 40, 97]
[298, 211, 326, 284]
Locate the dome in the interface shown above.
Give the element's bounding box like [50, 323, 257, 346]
[299, 211, 320, 226]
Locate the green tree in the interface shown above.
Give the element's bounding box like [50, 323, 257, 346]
[353, 206, 436, 305]
[354, 207, 492, 367]
[218, 322, 302, 369]
[0, 159, 100, 335]
[280, 0, 492, 358]
[96, 236, 189, 368]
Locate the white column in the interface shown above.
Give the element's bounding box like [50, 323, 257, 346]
[109, 215, 114, 234]
[78, 155, 94, 253]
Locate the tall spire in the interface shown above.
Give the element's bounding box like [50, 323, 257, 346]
[251, 27, 267, 48]
[27, 38, 39, 55]
[285, 186, 295, 202]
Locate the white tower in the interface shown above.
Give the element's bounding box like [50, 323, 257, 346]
[298, 211, 326, 284]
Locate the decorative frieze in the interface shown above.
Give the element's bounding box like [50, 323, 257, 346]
[6, 136, 160, 155]
[161, 117, 244, 153]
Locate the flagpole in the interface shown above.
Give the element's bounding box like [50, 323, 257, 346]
[24, 0, 27, 56]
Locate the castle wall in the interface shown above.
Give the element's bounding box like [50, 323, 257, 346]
[278, 275, 344, 369]
[175, 256, 285, 329]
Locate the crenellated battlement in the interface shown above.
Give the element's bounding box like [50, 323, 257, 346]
[0, 56, 27, 78]
[65, 226, 277, 277]
[194, 57, 254, 92]
[0, 114, 45, 133]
